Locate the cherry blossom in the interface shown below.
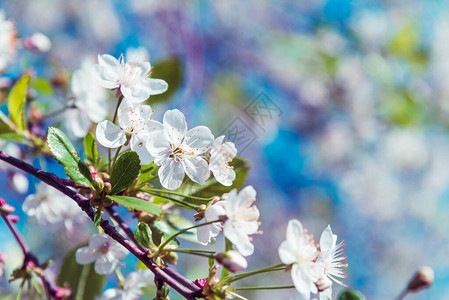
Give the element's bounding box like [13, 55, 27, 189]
[221, 186, 260, 256]
[316, 225, 348, 299]
[65, 59, 108, 138]
[98, 270, 154, 300]
[75, 233, 128, 274]
[197, 201, 226, 245]
[96, 99, 163, 164]
[278, 219, 320, 298]
[209, 135, 237, 186]
[0, 10, 16, 71]
[23, 183, 76, 225]
[146, 109, 214, 190]
[92, 53, 168, 103]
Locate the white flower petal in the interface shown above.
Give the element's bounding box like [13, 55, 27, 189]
[96, 121, 126, 148]
[146, 130, 170, 158]
[319, 287, 332, 300]
[65, 108, 90, 138]
[279, 240, 296, 265]
[197, 223, 213, 245]
[291, 263, 317, 296]
[147, 78, 168, 95]
[319, 225, 337, 253]
[158, 159, 185, 190]
[223, 222, 254, 256]
[130, 135, 154, 165]
[75, 247, 98, 265]
[183, 156, 210, 185]
[120, 85, 150, 104]
[94, 254, 116, 274]
[185, 126, 214, 154]
[163, 109, 187, 146]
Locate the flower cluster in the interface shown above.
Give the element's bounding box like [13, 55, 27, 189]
[279, 220, 348, 299]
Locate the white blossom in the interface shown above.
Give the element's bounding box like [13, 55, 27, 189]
[96, 98, 162, 164]
[23, 183, 77, 225]
[146, 109, 214, 190]
[76, 234, 128, 274]
[92, 53, 168, 103]
[197, 201, 226, 245]
[316, 225, 348, 299]
[278, 219, 320, 298]
[222, 186, 260, 256]
[66, 59, 108, 138]
[209, 136, 237, 186]
[97, 270, 154, 300]
[0, 11, 16, 71]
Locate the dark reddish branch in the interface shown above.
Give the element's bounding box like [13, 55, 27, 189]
[104, 206, 202, 293]
[1, 213, 60, 299]
[0, 150, 200, 299]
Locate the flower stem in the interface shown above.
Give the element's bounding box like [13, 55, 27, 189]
[149, 192, 200, 210]
[143, 188, 212, 202]
[158, 219, 222, 252]
[16, 280, 25, 300]
[229, 285, 295, 291]
[112, 145, 123, 167]
[223, 264, 285, 284]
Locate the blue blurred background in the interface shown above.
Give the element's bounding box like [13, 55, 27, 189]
[1, 0, 448, 299]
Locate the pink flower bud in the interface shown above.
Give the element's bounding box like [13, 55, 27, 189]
[23, 33, 51, 53]
[407, 266, 434, 292]
[8, 215, 19, 223]
[55, 287, 72, 299]
[215, 250, 248, 273]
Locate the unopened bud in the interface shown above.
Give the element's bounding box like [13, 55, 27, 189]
[407, 266, 434, 292]
[103, 182, 112, 194]
[215, 250, 247, 273]
[165, 252, 178, 265]
[93, 177, 104, 192]
[0, 198, 15, 216]
[8, 215, 19, 223]
[23, 33, 51, 53]
[55, 287, 72, 299]
[316, 276, 332, 292]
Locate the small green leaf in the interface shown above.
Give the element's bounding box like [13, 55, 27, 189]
[94, 209, 102, 227]
[148, 57, 183, 104]
[78, 160, 94, 185]
[83, 133, 98, 165]
[47, 127, 92, 187]
[7, 75, 30, 131]
[57, 247, 106, 300]
[150, 221, 180, 247]
[110, 151, 141, 194]
[134, 222, 155, 249]
[178, 156, 250, 203]
[339, 289, 366, 300]
[137, 163, 157, 185]
[31, 78, 54, 95]
[107, 195, 162, 216]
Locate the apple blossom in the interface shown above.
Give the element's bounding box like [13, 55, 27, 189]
[209, 135, 237, 186]
[221, 186, 260, 256]
[278, 219, 320, 298]
[146, 109, 214, 190]
[98, 270, 154, 300]
[197, 201, 226, 245]
[75, 233, 128, 274]
[65, 59, 108, 138]
[96, 99, 163, 164]
[92, 53, 168, 103]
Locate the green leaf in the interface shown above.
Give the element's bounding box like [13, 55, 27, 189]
[78, 160, 94, 185]
[107, 195, 162, 216]
[137, 163, 157, 185]
[47, 127, 92, 187]
[83, 133, 98, 165]
[110, 151, 141, 194]
[7, 75, 30, 131]
[178, 156, 250, 204]
[148, 57, 183, 104]
[134, 222, 155, 249]
[57, 247, 106, 300]
[0, 133, 26, 142]
[338, 289, 366, 300]
[150, 221, 180, 247]
[31, 78, 54, 95]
